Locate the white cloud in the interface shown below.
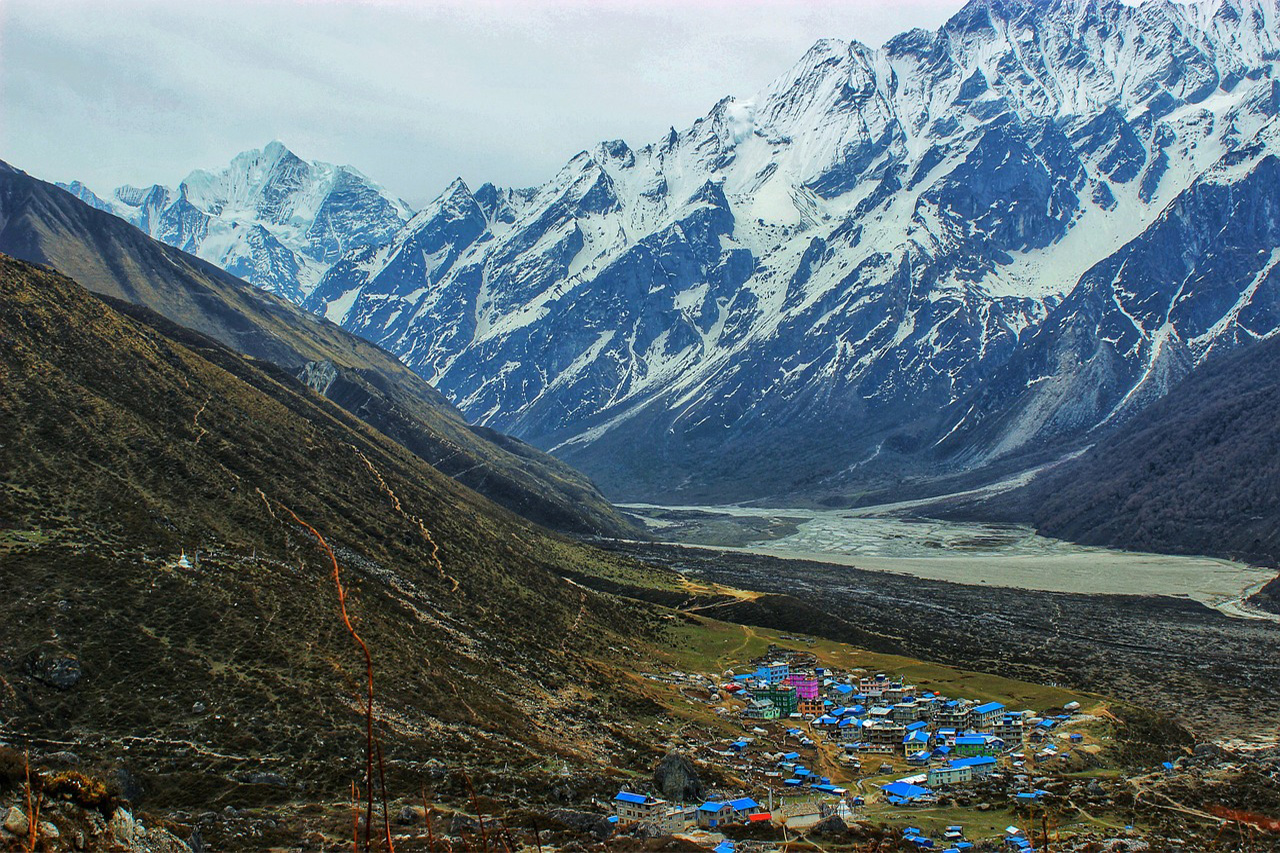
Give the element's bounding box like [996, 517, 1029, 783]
[0, 0, 967, 205]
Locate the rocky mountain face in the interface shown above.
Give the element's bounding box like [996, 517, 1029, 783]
[963, 328, 1280, 583]
[61, 141, 413, 302]
[69, 0, 1280, 502]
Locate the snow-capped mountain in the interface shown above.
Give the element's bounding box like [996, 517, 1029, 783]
[74, 0, 1280, 502]
[62, 142, 413, 301]
[298, 0, 1280, 500]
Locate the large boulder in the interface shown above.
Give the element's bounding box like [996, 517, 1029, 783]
[652, 752, 704, 803]
[810, 814, 848, 838]
[545, 808, 615, 841]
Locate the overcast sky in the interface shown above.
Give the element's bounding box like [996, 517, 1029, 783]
[1, 0, 970, 207]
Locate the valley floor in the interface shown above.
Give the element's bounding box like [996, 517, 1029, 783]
[621, 504, 1276, 613]
[597, 537, 1280, 746]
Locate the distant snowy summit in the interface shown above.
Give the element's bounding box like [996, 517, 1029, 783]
[66, 0, 1280, 502]
[61, 141, 412, 302]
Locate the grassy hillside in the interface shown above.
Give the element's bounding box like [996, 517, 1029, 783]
[0, 161, 637, 538]
[0, 254, 666, 812]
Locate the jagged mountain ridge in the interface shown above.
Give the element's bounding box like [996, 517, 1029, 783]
[61, 141, 413, 302]
[304, 0, 1280, 501]
[72, 0, 1280, 502]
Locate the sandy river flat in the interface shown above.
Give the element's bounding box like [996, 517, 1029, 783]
[622, 503, 1276, 611]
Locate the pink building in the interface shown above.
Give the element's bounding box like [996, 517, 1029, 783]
[784, 674, 820, 700]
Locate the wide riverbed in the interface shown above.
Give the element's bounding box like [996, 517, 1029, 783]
[622, 503, 1276, 615]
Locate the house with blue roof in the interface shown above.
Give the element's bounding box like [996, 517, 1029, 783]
[972, 701, 1006, 730]
[902, 728, 932, 756]
[696, 801, 732, 828]
[614, 790, 667, 823]
[954, 735, 1003, 757]
[727, 797, 762, 822]
[811, 783, 847, 795]
[927, 755, 997, 786]
[951, 756, 998, 778]
[713, 842, 735, 853]
[755, 661, 789, 685]
[881, 781, 933, 804]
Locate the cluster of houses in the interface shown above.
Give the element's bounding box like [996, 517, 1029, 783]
[612, 652, 1086, 850]
[900, 824, 974, 852]
[612, 792, 771, 835]
[731, 659, 1046, 760]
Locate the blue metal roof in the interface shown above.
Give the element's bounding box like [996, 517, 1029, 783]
[973, 701, 1005, 714]
[949, 756, 996, 769]
[698, 802, 726, 812]
[882, 781, 931, 800]
[728, 797, 759, 810]
[615, 791, 648, 804]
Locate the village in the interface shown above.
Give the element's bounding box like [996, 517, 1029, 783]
[607, 645, 1131, 852]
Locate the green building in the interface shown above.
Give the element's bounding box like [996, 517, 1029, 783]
[753, 685, 798, 716]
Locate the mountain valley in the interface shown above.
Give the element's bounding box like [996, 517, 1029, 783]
[6, 0, 1280, 849]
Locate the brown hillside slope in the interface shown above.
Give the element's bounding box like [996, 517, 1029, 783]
[0, 254, 667, 814]
[0, 161, 637, 537]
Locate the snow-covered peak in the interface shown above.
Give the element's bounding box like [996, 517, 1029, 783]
[77, 142, 416, 298]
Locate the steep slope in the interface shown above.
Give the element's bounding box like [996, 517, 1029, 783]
[61, 141, 413, 300]
[937, 118, 1280, 468]
[296, 0, 1280, 501]
[969, 332, 1280, 573]
[0, 162, 637, 537]
[0, 253, 668, 813]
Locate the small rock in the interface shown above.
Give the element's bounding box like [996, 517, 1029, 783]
[39, 820, 59, 839]
[192, 702, 207, 714]
[29, 653, 83, 689]
[115, 767, 144, 805]
[396, 805, 424, 826]
[448, 813, 479, 834]
[4, 806, 30, 836]
[245, 772, 287, 786]
[109, 808, 138, 844]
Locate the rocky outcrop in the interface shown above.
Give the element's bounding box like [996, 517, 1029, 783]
[652, 752, 704, 803]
